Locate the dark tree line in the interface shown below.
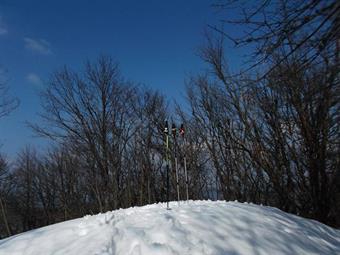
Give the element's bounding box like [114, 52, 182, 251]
[186, 44, 339, 226]
[198, 0, 339, 225]
[0, 0, 339, 238]
[0, 57, 216, 238]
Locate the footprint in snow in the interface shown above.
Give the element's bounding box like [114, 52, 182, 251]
[77, 222, 89, 236]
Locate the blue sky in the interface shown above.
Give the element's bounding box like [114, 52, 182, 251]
[0, 0, 242, 157]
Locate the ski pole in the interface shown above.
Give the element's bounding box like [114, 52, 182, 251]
[172, 123, 180, 205]
[180, 124, 189, 202]
[164, 121, 170, 210]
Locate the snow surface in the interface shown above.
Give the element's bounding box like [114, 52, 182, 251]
[1, 200, 339, 255]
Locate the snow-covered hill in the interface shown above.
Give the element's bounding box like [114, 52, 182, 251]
[0, 201, 339, 255]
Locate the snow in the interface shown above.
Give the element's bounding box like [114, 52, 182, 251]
[1, 200, 339, 255]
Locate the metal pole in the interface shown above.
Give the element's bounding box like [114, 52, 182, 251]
[183, 138, 189, 202]
[172, 124, 180, 205]
[164, 121, 170, 210]
[180, 123, 189, 202]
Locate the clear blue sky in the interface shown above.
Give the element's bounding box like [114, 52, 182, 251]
[0, 0, 242, 157]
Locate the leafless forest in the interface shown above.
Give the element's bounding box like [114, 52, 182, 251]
[0, 0, 339, 237]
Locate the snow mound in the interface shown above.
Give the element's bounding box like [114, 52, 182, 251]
[1, 200, 339, 255]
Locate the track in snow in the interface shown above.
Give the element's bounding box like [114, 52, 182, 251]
[1, 201, 339, 255]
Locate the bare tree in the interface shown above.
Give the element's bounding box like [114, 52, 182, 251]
[30, 56, 139, 212]
[43, 146, 87, 220]
[0, 153, 11, 237]
[11, 147, 40, 231]
[129, 89, 168, 205]
[211, 0, 340, 78]
[0, 68, 19, 118]
[191, 27, 339, 225]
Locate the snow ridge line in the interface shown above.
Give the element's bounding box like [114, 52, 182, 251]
[1, 201, 340, 255]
